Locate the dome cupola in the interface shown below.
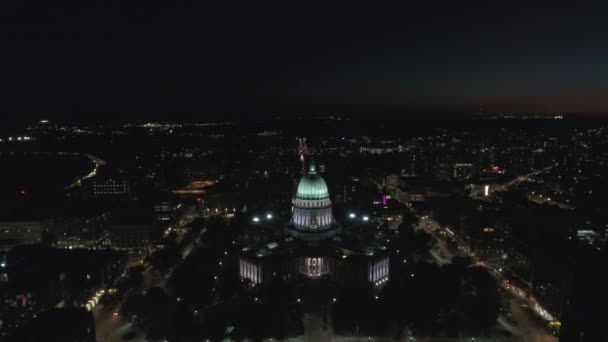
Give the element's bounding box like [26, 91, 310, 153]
[296, 161, 329, 200]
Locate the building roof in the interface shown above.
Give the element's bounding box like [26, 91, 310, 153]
[296, 162, 330, 200]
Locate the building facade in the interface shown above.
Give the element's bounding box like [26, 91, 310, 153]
[239, 160, 389, 287]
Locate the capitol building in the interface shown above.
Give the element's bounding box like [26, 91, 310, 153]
[286, 161, 341, 240]
[238, 159, 390, 287]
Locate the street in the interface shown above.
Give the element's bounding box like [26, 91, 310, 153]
[93, 304, 146, 342]
[419, 216, 557, 342]
[93, 203, 199, 341]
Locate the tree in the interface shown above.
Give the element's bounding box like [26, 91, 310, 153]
[148, 246, 180, 276]
[397, 220, 433, 259]
[458, 266, 501, 332]
[331, 286, 393, 336]
[116, 267, 144, 292]
[122, 287, 177, 340]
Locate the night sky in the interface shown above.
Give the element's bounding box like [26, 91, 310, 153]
[2, 3, 608, 122]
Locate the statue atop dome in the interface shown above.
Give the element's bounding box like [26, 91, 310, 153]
[308, 159, 317, 175]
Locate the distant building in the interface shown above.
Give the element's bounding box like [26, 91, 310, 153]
[107, 224, 153, 255]
[476, 147, 495, 174]
[0, 220, 46, 245]
[453, 163, 473, 181]
[92, 178, 130, 198]
[394, 176, 452, 203]
[468, 183, 496, 199]
[574, 226, 607, 248]
[359, 143, 403, 155]
[183, 162, 220, 181]
[336, 176, 360, 203]
[153, 201, 177, 222]
[395, 177, 426, 203]
[503, 147, 532, 175]
[107, 205, 157, 255]
[383, 174, 399, 191]
[49, 216, 109, 250]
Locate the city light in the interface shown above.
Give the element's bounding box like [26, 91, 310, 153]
[5, 103, 601, 340]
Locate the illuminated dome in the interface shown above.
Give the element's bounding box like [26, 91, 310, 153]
[287, 161, 339, 240]
[296, 163, 329, 200]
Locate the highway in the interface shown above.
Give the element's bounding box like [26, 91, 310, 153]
[66, 153, 106, 189]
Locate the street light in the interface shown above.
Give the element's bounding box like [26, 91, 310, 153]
[363, 216, 369, 221]
[252, 216, 260, 223]
[349, 213, 356, 218]
[266, 213, 273, 219]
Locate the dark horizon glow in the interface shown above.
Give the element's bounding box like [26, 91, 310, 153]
[2, 3, 608, 121]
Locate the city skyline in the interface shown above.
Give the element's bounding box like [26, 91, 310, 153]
[2, 3, 608, 341]
[1, 117, 606, 341]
